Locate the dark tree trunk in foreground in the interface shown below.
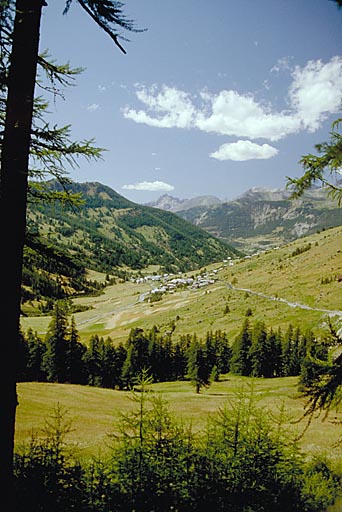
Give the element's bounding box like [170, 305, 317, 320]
[0, 0, 44, 508]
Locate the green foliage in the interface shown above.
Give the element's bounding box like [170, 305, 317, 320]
[230, 321, 330, 380]
[13, 405, 88, 512]
[22, 232, 105, 304]
[298, 322, 342, 431]
[43, 302, 73, 383]
[287, 118, 342, 206]
[230, 319, 252, 376]
[187, 337, 212, 393]
[20, 316, 334, 392]
[13, 385, 342, 512]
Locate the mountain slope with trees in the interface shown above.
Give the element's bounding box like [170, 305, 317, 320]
[24, 180, 240, 303]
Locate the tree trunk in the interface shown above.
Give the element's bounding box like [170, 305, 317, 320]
[0, 0, 44, 508]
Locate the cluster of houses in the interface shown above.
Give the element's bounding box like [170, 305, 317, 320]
[133, 258, 234, 300]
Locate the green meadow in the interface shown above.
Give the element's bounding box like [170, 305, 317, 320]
[15, 375, 342, 462]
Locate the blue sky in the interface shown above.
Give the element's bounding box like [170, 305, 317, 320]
[38, 0, 342, 203]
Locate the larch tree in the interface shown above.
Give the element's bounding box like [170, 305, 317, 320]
[0, 1, 144, 507]
[287, 118, 342, 206]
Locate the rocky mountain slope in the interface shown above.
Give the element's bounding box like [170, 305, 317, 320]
[149, 187, 342, 253]
[146, 194, 222, 212]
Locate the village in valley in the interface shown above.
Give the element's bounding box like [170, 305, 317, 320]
[133, 258, 235, 302]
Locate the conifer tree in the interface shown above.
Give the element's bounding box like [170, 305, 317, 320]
[187, 337, 211, 393]
[122, 328, 150, 388]
[111, 341, 127, 389]
[249, 321, 270, 377]
[43, 302, 70, 383]
[230, 319, 252, 376]
[83, 334, 104, 387]
[66, 316, 86, 384]
[172, 338, 188, 380]
[267, 328, 283, 377]
[100, 337, 126, 389]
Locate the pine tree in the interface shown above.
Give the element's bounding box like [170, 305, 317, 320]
[83, 334, 104, 387]
[230, 319, 252, 376]
[187, 337, 211, 393]
[249, 321, 269, 377]
[43, 302, 70, 383]
[100, 337, 126, 389]
[267, 328, 283, 377]
[122, 328, 150, 388]
[66, 316, 86, 384]
[172, 338, 188, 380]
[111, 341, 127, 389]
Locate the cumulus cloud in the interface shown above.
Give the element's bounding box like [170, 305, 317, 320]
[122, 180, 174, 192]
[123, 57, 342, 144]
[123, 85, 196, 129]
[196, 90, 300, 141]
[289, 57, 342, 131]
[210, 140, 279, 161]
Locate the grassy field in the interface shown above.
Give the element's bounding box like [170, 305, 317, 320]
[20, 226, 342, 345]
[15, 376, 342, 463]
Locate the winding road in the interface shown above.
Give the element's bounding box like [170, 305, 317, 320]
[224, 281, 342, 318]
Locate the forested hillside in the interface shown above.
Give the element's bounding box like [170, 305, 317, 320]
[23, 181, 240, 305]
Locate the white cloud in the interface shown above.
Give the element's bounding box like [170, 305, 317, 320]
[196, 90, 300, 141]
[289, 56, 342, 131]
[123, 57, 342, 143]
[122, 180, 174, 192]
[98, 85, 107, 93]
[210, 140, 279, 161]
[123, 85, 196, 129]
[87, 103, 99, 112]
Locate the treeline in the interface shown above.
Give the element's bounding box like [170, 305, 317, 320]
[18, 303, 329, 392]
[14, 380, 340, 512]
[17, 305, 231, 391]
[230, 318, 328, 378]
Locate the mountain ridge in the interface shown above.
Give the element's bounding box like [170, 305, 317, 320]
[146, 193, 222, 212]
[147, 186, 342, 253]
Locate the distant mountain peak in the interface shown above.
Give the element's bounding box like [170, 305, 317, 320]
[146, 194, 222, 212]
